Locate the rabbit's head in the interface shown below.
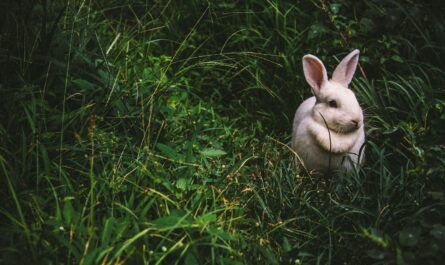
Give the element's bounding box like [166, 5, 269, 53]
[302, 50, 363, 134]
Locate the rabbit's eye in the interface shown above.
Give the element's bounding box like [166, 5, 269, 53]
[328, 100, 338, 108]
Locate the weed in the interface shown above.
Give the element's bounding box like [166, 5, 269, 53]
[1, 1, 444, 264]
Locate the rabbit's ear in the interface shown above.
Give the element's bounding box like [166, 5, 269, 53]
[303, 55, 328, 95]
[332, 49, 360, 87]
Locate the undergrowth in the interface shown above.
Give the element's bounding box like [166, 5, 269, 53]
[1, 1, 445, 264]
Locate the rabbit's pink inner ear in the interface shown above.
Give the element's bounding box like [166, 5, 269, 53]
[332, 49, 360, 87]
[303, 56, 327, 94]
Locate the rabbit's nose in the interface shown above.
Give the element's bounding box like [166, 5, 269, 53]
[351, 119, 359, 128]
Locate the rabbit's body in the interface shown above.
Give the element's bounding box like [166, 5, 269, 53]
[292, 50, 365, 173]
[292, 96, 365, 172]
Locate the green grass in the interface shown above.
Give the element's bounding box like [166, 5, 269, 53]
[1, 0, 445, 264]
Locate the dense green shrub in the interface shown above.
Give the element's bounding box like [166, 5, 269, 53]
[1, 1, 444, 264]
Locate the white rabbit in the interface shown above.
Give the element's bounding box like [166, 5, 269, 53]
[292, 49, 365, 173]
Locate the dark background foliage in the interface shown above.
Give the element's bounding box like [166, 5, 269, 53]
[1, 0, 445, 264]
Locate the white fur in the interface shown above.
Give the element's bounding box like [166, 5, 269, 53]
[292, 50, 365, 173]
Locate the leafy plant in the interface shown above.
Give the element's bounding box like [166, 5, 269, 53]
[1, 0, 444, 264]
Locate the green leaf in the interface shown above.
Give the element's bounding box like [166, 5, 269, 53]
[391, 55, 404, 63]
[184, 248, 199, 265]
[200, 149, 227, 157]
[330, 3, 341, 14]
[396, 248, 406, 265]
[308, 24, 328, 40]
[151, 210, 191, 229]
[207, 227, 234, 241]
[156, 143, 184, 161]
[63, 199, 75, 224]
[142, 68, 152, 80]
[196, 213, 216, 224]
[72, 79, 95, 91]
[430, 224, 445, 239]
[366, 249, 385, 260]
[297, 251, 313, 257]
[101, 217, 116, 246]
[282, 237, 291, 252]
[428, 191, 445, 200]
[258, 246, 279, 265]
[98, 69, 114, 85]
[360, 18, 375, 32]
[398, 227, 421, 247]
[82, 248, 100, 265]
[176, 177, 188, 191]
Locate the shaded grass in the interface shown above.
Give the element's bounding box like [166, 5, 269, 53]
[1, 0, 445, 264]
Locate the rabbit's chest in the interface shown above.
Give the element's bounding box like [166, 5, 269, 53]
[296, 137, 347, 171]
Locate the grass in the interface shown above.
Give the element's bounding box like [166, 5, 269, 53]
[1, 0, 445, 264]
